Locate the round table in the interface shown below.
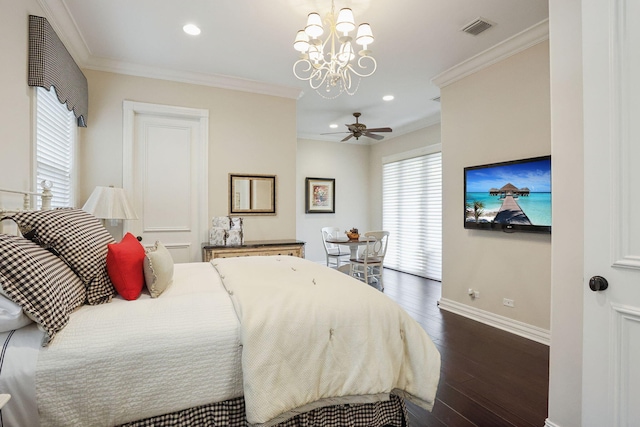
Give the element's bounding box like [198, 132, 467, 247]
[326, 237, 373, 259]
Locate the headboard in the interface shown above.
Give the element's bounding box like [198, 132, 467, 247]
[0, 181, 53, 233]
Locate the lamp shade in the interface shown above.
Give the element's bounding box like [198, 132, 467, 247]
[305, 13, 324, 38]
[356, 23, 374, 47]
[82, 186, 137, 220]
[336, 8, 355, 34]
[293, 30, 310, 53]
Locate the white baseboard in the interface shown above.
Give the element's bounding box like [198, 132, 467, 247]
[544, 419, 563, 427]
[437, 298, 550, 345]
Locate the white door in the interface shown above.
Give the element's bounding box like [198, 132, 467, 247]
[582, 1, 640, 425]
[122, 101, 208, 263]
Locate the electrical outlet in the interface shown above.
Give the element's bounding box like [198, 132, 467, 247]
[503, 298, 515, 308]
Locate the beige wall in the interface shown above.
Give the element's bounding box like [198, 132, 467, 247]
[0, 0, 46, 200]
[81, 70, 297, 242]
[441, 42, 552, 330]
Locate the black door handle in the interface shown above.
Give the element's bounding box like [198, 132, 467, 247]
[136, 236, 142, 242]
[589, 276, 608, 292]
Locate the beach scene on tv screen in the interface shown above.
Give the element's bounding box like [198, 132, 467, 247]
[465, 158, 551, 227]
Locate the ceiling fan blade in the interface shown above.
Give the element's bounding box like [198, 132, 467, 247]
[320, 131, 350, 135]
[363, 132, 385, 141]
[365, 127, 392, 133]
[341, 134, 354, 142]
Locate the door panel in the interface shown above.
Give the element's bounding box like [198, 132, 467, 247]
[583, 0, 640, 424]
[123, 101, 208, 263]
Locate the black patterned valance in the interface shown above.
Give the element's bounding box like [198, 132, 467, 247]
[28, 15, 88, 127]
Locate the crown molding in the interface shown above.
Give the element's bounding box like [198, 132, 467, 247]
[83, 58, 303, 99]
[38, 0, 91, 65]
[431, 18, 549, 89]
[38, 0, 303, 100]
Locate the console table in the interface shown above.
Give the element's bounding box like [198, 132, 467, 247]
[202, 239, 305, 262]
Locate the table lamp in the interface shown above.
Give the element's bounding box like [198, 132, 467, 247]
[82, 186, 137, 226]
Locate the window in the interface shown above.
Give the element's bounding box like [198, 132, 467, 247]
[35, 86, 76, 208]
[382, 147, 442, 281]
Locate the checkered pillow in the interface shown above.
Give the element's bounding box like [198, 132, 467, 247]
[0, 234, 86, 345]
[10, 208, 116, 305]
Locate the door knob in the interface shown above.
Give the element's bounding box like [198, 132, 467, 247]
[136, 236, 142, 242]
[589, 276, 608, 292]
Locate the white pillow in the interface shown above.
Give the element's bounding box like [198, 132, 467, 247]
[0, 293, 34, 332]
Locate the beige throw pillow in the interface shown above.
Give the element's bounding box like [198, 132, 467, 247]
[143, 241, 174, 298]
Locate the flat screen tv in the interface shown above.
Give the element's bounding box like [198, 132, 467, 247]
[464, 155, 551, 233]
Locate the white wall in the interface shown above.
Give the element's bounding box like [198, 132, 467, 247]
[440, 42, 552, 331]
[296, 138, 370, 263]
[547, 0, 584, 424]
[81, 69, 297, 243]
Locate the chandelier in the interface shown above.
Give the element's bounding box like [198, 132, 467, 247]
[293, 1, 376, 98]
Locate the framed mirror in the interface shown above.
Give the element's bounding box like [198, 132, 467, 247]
[229, 174, 276, 215]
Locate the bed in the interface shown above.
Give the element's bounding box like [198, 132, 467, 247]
[0, 189, 440, 427]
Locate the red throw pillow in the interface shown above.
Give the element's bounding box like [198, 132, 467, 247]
[106, 232, 145, 300]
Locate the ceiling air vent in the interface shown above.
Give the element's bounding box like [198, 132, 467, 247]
[461, 17, 494, 36]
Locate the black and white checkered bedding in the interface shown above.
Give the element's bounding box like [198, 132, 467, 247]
[9, 208, 116, 305]
[118, 395, 407, 427]
[0, 234, 85, 345]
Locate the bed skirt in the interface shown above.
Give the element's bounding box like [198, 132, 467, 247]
[118, 394, 408, 427]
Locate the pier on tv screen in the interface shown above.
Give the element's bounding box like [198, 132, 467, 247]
[464, 155, 551, 233]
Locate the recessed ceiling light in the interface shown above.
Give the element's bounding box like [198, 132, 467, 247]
[382, 95, 394, 101]
[329, 124, 339, 129]
[183, 24, 201, 36]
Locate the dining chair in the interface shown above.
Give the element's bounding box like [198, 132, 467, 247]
[349, 231, 389, 291]
[321, 227, 350, 268]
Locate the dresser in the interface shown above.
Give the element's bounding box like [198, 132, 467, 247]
[202, 239, 305, 262]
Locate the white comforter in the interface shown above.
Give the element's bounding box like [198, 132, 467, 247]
[35, 262, 243, 427]
[211, 256, 441, 427]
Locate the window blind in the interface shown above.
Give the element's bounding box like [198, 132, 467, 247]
[36, 86, 75, 208]
[382, 151, 442, 281]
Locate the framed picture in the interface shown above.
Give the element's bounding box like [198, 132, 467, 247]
[305, 177, 335, 213]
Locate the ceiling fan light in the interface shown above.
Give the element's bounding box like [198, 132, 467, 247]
[336, 8, 355, 35]
[356, 23, 374, 47]
[293, 30, 310, 52]
[305, 13, 324, 38]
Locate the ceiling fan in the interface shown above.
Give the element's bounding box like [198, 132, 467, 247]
[322, 112, 393, 142]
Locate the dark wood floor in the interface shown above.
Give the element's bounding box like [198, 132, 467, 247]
[381, 269, 549, 427]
